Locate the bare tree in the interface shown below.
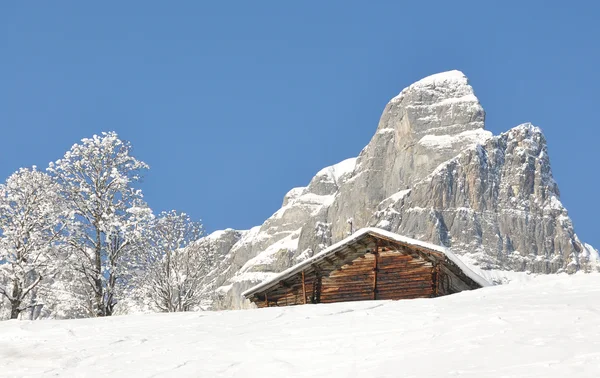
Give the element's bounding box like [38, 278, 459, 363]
[139, 210, 210, 312]
[0, 167, 65, 319]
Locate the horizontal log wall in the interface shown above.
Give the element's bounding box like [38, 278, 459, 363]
[254, 274, 317, 308]
[320, 250, 434, 303]
[320, 253, 375, 303]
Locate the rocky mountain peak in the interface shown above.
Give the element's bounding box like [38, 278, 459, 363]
[384, 69, 485, 139]
[391, 70, 475, 104]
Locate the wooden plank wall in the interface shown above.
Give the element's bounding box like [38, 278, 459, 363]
[320, 253, 375, 303]
[251, 245, 476, 308]
[377, 251, 434, 300]
[254, 272, 318, 308]
[320, 250, 434, 303]
[436, 264, 472, 296]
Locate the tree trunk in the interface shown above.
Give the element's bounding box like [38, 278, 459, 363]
[103, 234, 120, 317]
[165, 251, 173, 312]
[10, 279, 21, 319]
[10, 302, 21, 319]
[105, 270, 116, 316]
[94, 223, 104, 317]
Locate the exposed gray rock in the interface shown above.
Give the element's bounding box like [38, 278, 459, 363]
[373, 123, 594, 274]
[196, 70, 599, 309]
[328, 71, 491, 242]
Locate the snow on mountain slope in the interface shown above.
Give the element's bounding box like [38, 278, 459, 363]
[1, 274, 600, 377]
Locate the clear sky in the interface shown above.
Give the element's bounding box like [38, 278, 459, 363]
[2, 1, 599, 248]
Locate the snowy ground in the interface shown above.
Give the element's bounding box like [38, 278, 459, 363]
[1, 274, 600, 377]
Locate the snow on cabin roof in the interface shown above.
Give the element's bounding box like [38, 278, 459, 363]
[242, 227, 490, 298]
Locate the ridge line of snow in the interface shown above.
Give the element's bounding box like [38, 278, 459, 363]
[315, 157, 357, 185]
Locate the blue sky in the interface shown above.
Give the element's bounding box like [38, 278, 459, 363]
[2, 1, 599, 248]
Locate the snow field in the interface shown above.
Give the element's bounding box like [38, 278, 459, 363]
[1, 273, 600, 377]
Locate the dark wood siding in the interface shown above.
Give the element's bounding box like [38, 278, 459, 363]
[376, 250, 434, 300]
[320, 253, 375, 303]
[436, 264, 473, 296]
[319, 250, 435, 303]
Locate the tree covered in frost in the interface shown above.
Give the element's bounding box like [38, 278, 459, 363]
[0, 167, 66, 319]
[48, 132, 152, 317]
[0, 132, 213, 320]
[136, 210, 211, 312]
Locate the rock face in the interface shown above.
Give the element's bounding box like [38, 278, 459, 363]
[198, 70, 599, 310]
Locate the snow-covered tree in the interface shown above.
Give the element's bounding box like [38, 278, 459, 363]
[47, 132, 152, 317]
[138, 211, 209, 312]
[0, 167, 66, 319]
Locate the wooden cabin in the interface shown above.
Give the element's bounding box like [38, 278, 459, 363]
[242, 228, 489, 308]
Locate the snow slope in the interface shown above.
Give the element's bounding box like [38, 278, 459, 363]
[2, 274, 600, 377]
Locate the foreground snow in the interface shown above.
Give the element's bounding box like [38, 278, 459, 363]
[2, 274, 600, 377]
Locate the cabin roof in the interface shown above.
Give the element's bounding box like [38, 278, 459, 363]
[242, 227, 490, 298]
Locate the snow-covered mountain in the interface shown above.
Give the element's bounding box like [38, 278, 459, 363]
[196, 70, 599, 309]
